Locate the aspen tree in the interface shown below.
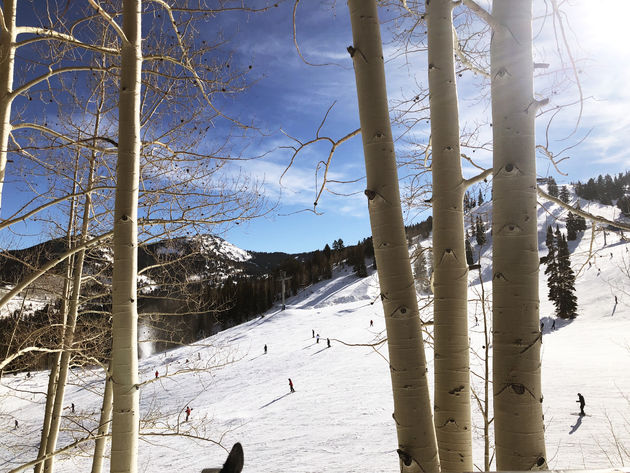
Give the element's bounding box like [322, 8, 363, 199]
[426, 1, 472, 470]
[347, 1, 439, 471]
[91, 364, 114, 473]
[35, 158, 81, 473]
[490, 0, 547, 469]
[0, 0, 16, 214]
[108, 0, 142, 471]
[43, 146, 98, 473]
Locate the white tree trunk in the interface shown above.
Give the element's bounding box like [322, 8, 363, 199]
[39, 154, 82, 473]
[91, 364, 114, 473]
[109, 1, 142, 471]
[426, 1, 472, 471]
[491, 1, 547, 469]
[34, 352, 61, 473]
[0, 0, 16, 214]
[347, 1, 439, 472]
[43, 153, 96, 473]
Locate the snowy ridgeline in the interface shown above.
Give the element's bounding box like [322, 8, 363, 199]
[2, 191, 630, 472]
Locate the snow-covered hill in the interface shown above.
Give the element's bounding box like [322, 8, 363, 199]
[1, 191, 630, 472]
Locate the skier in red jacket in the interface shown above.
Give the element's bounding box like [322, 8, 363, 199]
[288, 378, 295, 393]
[185, 406, 192, 421]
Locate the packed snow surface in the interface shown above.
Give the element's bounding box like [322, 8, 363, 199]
[1, 192, 630, 472]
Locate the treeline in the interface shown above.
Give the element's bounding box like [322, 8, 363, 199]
[0, 301, 111, 373]
[406, 216, 433, 242]
[568, 171, 630, 215]
[202, 237, 376, 328]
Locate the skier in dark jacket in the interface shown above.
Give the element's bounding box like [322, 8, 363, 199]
[264, 344, 267, 354]
[288, 378, 295, 393]
[576, 393, 585, 416]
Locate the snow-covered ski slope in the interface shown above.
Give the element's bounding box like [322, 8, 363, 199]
[2, 191, 630, 472]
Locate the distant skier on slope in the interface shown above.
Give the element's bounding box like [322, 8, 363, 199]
[288, 378, 295, 393]
[185, 406, 192, 421]
[316, 334, 320, 344]
[576, 393, 585, 416]
[327, 338, 331, 348]
[264, 344, 267, 354]
[155, 370, 159, 379]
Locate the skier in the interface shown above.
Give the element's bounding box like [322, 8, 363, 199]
[552, 319, 556, 330]
[316, 334, 320, 344]
[370, 319, 373, 327]
[185, 406, 192, 422]
[14, 420, 18, 429]
[71, 403, 75, 413]
[615, 295, 618, 305]
[576, 393, 585, 416]
[312, 329, 315, 338]
[155, 370, 159, 379]
[327, 338, 331, 348]
[288, 378, 295, 393]
[264, 344, 268, 354]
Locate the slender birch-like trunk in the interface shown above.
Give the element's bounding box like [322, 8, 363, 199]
[109, 1, 142, 471]
[0, 0, 16, 214]
[43, 154, 96, 473]
[91, 364, 114, 473]
[347, 1, 439, 472]
[491, 1, 547, 469]
[426, 1, 472, 470]
[36, 172, 78, 473]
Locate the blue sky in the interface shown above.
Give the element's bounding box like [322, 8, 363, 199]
[220, 0, 630, 253]
[2, 0, 629, 254]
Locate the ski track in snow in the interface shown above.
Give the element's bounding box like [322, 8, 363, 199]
[1, 190, 630, 472]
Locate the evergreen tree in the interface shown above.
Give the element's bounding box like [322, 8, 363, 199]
[475, 216, 487, 246]
[464, 192, 471, 212]
[477, 188, 484, 206]
[543, 226, 559, 304]
[544, 226, 578, 319]
[574, 203, 588, 231]
[332, 238, 345, 251]
[566, 212, 577, 241]
[617, 195, 630, 217]
[547, 176, 558, 197]
[323, 244, 333, 279]
[351, 244, 368, 278]
[323, 244, 332, 260]
[559, 186, 570, 203]
[465, 239, 474, 266]
[555, 233, 578, 319]
[413, 249, 430, 293]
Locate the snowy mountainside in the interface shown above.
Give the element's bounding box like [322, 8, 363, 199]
[2, 191, 630, 471]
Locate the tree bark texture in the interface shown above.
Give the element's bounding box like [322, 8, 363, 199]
[43, 158, 96, 473]
[491, 1, 547, 469]
[110, 1, 142, 471]
[91, 364, 114, 473]
[0, 0, 16, 215]
[347, 1, 439, 472]
[426, 1, 472, 471]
